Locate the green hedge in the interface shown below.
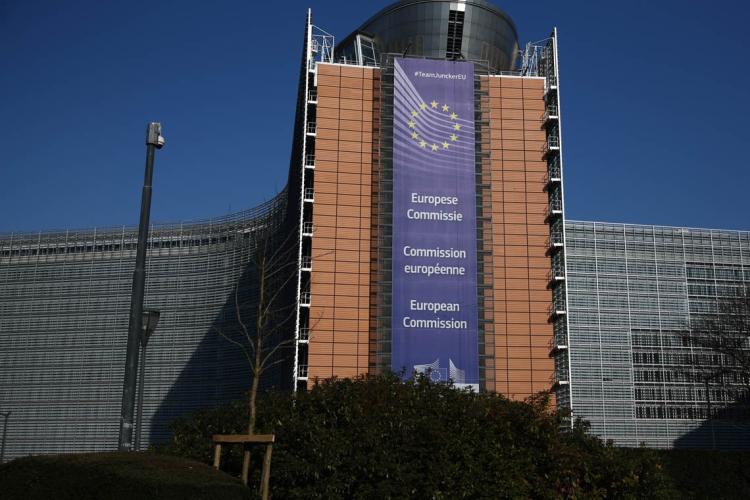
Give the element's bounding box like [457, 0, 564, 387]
[165, 373, 677, 499]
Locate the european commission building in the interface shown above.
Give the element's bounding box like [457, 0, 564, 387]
[565, 222, 750, 448]
[1, 0, 748, 460]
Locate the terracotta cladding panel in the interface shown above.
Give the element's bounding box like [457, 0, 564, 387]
[500, 160, 526, 171]
[316, 150, 337, 162]
[314, 192, 337, 205]
[507, 370, 534, 383]
[340, 66, 363, 78]
[500, 77, 523, 88]
[305, 66, 377, 384]
[332, 367, 363, 379]
[525, 140, 546, 153]
[317, 107, 339, 120]
[338, 109, 362, 121]
[501, 129, 524, 141]
[340, 99, 364, 111]
[501, 119, 524, 130]
[523, 100, 545, 111]
[313, 213, 336, 227]
[524, 129, 546, 142]
[501, 108, 523, 120]
[340, 76, 364, 89]
[335, 162, 361, 175]
[339, 130, 362, 142]
[338, 173, 362, 186]
[338, 150, 363, 163]
[332, 354, 358, 368]
[317, 63, 340, 76]
[522, 78, 545, 89]
[315, 138, 338, 151]
[340, 87, 363, 99]
[337, 194, 361, 207]
[316, 98, 340, 111]
[329, 249, 359, 262]
[502, 181, 526, 193]
[317, 85, 340, 98]
[339, 119, 363, 132]
[339, 140, 363, 153]
[501, 140, 525, 151]
[315, 170, 336, 184]
[500, 98, 524, 109]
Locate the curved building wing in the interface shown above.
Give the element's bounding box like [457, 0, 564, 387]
[0, 194, 288, 459]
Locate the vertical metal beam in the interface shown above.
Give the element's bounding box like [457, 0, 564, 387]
[134, 341, 147, 451]
[119, 123, 163, 451]
[0, 411, 10, 464]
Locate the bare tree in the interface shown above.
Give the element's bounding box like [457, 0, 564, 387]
[216, 222, 300, 435]
[686, 284, 750, 416]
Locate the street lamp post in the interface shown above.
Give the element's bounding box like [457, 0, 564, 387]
[0, 411, 10, 464]
[119, 123, 165, 451]
[134, 309, 160, 452]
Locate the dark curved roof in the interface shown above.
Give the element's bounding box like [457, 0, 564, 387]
[358, 0, 518, 43]
[335, 0, 520, 72]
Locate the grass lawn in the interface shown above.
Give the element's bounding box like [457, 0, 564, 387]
[0, 452, 254, 500]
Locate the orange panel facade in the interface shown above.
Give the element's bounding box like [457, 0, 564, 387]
[307, 64, 554, 399]
[484, 75, 554, 400]
[307, 64, 375, 386]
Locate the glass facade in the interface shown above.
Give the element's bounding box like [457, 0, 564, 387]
[0, 196, 288, 460]
[335, 0, 519, 72]
[565, 221, 750, 448]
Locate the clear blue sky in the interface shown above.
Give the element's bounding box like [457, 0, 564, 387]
[1, 0, 748, 232]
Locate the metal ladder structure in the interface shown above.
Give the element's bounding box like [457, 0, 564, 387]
[538, 29, 574, 422]
[291, 10, 334, 390]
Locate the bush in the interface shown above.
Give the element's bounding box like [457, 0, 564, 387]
[0, 452, 255, 500]
[165, 373, 677, 499]
[656, 449, 750, 499]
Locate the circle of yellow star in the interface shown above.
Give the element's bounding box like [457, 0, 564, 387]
[406, 100, 463, 152]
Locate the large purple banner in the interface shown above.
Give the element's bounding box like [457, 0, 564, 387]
[391, 58, 478, 389]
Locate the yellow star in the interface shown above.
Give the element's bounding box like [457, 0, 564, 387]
[430, 100, 438, 108]
[419, 103, 428, 110]
[408, 120, 416, 128]
[450, 134, 458, 141]
[453, 123, 461, 131]
[442, 142, 449, 149]
[419, 140, 427, 148]
[450, 112, 458, 120]
[411, 110, 419, 117]
[442, 104, 449, 112]
[431, 143, 438, 151]
[411, 131, 419, 139]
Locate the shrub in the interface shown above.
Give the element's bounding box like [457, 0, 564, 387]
[165, 373, 676, 498]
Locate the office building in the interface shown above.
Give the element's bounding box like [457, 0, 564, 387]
[0, 198, 292, 459]
[0, 0, 746, 458]
[565, 221, 750, 448]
